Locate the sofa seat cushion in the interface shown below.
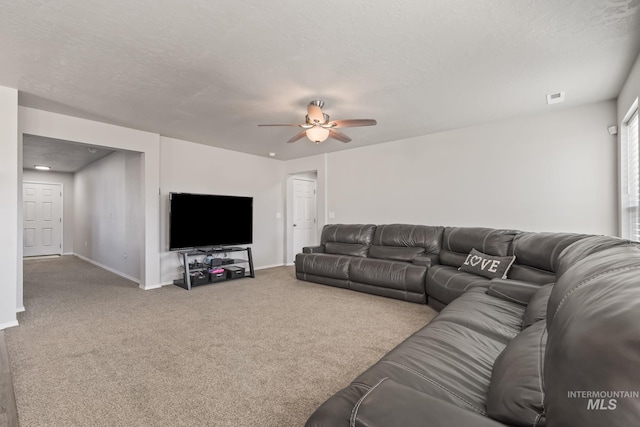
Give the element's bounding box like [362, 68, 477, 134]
[305, 288, 525, 426]
[295, 253, 352, 281]
[487, 320, 547, 427]
[433, 288, 526, 343]
[354, 288, 524, 413]
[349, 258, 427, 294]
[306, 289, 524, 427]
[426, 265, 491, 305]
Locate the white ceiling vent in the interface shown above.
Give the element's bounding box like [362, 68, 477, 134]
[546, 91, 565, 105]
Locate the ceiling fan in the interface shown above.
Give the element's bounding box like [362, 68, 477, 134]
[258, 100, 377, 144]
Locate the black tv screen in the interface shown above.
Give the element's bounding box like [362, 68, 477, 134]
[169, 192, 253, 250]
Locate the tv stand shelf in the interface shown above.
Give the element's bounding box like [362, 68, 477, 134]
[173, 246, 255, 290]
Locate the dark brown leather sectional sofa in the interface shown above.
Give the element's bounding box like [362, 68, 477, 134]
[297, 224, 640, 427]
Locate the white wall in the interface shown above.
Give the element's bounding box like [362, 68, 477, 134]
[22, 169, 75, 254]
[159, 137, 286, 284]
[74, 151, 143, 281]
[325, 101, 618, 235]
[0, 86, 18, 329]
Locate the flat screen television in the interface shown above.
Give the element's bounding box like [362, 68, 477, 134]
[169, 192, 253, 250]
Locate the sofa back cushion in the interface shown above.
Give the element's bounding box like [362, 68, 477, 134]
[368, 224, 444, 262]
[368, 246, 425, 262]
[508, 232, 586, 284]
[439, 227, 518, 268]
[459, 249, 516, 279]
[321, 224, 376, 257]
[544, 245, 640, 427]
[554, 234, 630, 277]
[487, 320, 547, 426]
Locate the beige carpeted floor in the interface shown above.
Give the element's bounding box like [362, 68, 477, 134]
[6, 256, 437, 427]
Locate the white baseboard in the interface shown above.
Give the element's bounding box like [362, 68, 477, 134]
[140, 283, 163, 291]
[159, 281, 175, 287]
[0, 320, 19, 330]
[23, 254, 60, 260]
[74, 254, 141, 285]
[255, 263, 285, 271]
[16, 306, 25, 313]
[285, 262, 295, 266]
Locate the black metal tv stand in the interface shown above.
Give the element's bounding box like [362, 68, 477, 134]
[173, 246, 255, 290]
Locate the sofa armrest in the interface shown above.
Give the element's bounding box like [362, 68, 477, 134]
[486, 279, 546, 306]
[352, 378, 506, 427]
[412, 254, 439, 268]
[302, 246, 325, 254]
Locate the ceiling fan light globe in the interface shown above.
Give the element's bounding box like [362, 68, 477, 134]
[306, 126, 330, 143]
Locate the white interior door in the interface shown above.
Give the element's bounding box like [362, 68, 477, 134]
[292, 178, 317, 256]
[23, 182, 63, 257]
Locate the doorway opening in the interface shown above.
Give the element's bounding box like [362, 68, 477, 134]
[21, 134, 144, 285]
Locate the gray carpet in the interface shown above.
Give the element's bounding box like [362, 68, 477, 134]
[6, 256, 436, 426]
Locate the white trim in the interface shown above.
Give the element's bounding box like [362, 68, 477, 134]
[287, 173, 319, 264]
[74, 253, 141, 284]
[286, 262, 295, 266]
[159, 281, 175, 287]
[0, 320, 19, 330]
[255, 263, 285, 270]
[620, 98, 640, 240]
[16, 306, 25, 313]
[23, 254, 60, 260]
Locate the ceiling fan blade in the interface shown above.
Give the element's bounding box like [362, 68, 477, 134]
[328, 129, 352, 143]
[287, 130, 308, 144]
[330, 119, 377, 128]
[258, 124, 300, 127]
[307, 104, 324, 123]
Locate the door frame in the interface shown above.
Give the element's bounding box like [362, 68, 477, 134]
[286, 172, 318, 265]
[291, 177, 317, 260]
[22, 180, 64, 257]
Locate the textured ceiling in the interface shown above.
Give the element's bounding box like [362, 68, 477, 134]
[2, 0, 640, 160]
[23, 135, 115, 173]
